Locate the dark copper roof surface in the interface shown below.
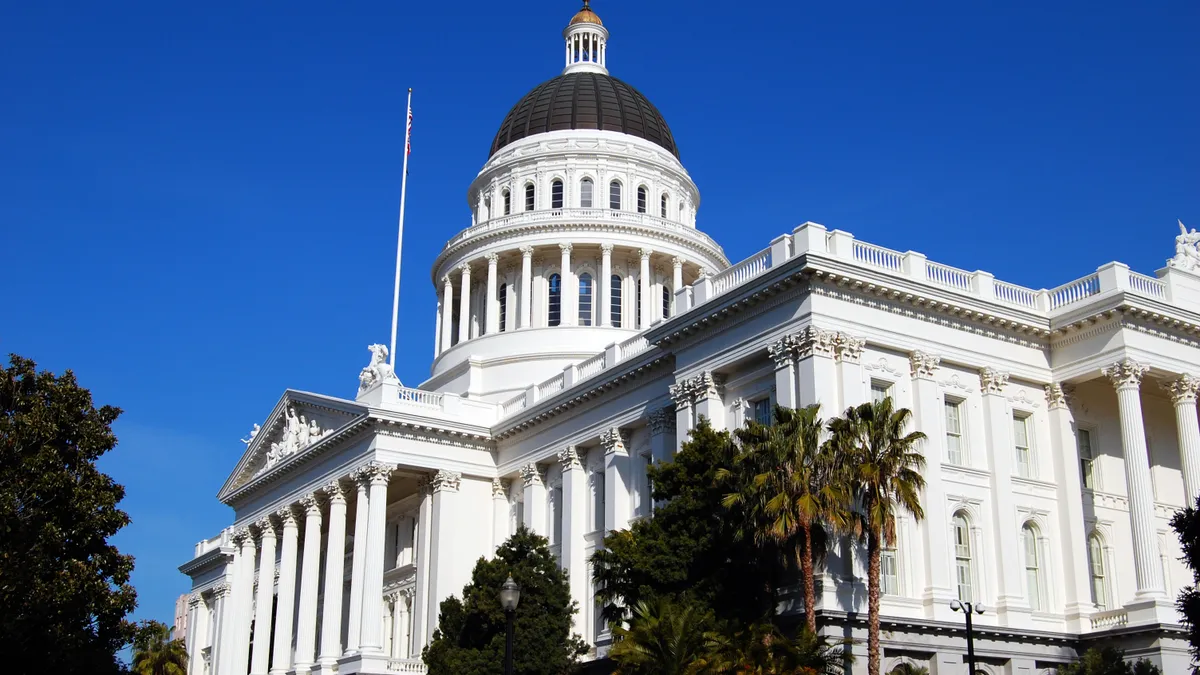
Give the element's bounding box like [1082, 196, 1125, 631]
[489, 73, 679, 159]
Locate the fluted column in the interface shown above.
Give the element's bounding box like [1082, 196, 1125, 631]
[250, 518, 278, 675]
[1166, 374, 1200, 505]
[521, 464, 547, 535]
[520, 246, 534, 328]
[231, 527, 257, 675]
[638, 248, 652, 328]
[560, 243, 576, 326]
[602, 428, 631, 533]
[359, 463, 396, 654]
[457, 264, 472, 344]
[410, 481, 433, 649]
[440, 276, 454, 352]
[670, 257, 684, 317]
[600, 244, 613, 326]
[345, 474, 370, 654]
[1104, 358, 1166, 598]
[559, 447, 588, 639]
[270, 507, 301, 675]
[293, 496, 323, 673]
[492, 478, 510, 553]
[425, 470, 462, 644]
[209, 583, 231, 675]
[185, 594, 203, 675]
[485, 253, 500, 335]
[317, 481, 348, 670]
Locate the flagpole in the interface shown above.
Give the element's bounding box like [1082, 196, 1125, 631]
[389, 88, 413, 368]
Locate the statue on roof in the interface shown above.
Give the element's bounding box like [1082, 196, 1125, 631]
[358, 343, 398, 393]
[1169, 220, 1200, 272]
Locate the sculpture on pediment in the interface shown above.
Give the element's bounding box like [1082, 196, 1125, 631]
[1169, 220, 1200, 272]
[240, 423, 260, 446]
[359, 343, 398, 393]
[259, 404, 332, 473]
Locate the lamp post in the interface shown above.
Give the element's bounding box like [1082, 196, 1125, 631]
[500, 576, 521, 675]
[950, 600, 985, 675]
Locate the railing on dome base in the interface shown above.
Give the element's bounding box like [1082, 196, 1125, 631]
[448, 207, 719, 251]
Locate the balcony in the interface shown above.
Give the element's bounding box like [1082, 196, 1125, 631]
[446, 207, 720, 252]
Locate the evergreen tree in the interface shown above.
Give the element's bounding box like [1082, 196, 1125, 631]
[1171, 498, 1200, 674]
[1057, 646, 1161, 675]
[423, 527, 587, 675]
[0, 354, 138, 674]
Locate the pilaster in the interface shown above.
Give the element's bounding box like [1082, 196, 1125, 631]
[979, 367, 1025, 621]
[835, 333, 867, 409]
[492, 478, 511, 553]
[908, 351, 954, 620]
[559, 447, 589, 639]
[520, 463, 548, 535]
[795, 326, 838, 410]
[1044, 383, 1094, 628]
[769, 335, 798, 409]
[692, 372, 727, 430]
[602, 427, 632, 533]
[425, 469, 462, 654]
[520, 246, 534, 329]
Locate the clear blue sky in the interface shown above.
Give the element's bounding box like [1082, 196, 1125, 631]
[1, 0, 1196, 628]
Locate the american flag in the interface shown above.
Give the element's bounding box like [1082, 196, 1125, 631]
[405, 105, 413, 157]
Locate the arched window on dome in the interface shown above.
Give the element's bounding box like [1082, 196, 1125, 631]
[953, 512, 974, 602]
[610, 275, 622, 327]
[548, 273, 562, 327]
[662, 285, 671, 320]
[1022, 523, 1043, 611]
[1089, 533, 1109, 610]
[551, 179, 564, 209]
[609, 181, 621, 210]
[525, 183, 536, 212]
[498, 283, 508, 333]
[636, 186, 647, 214]
[503, 190, 511, 216]
[660, 193, 668, 219]
[635, 282, 642, 329]
[580, 178, 594, 208]
[578, 273, 593, 326]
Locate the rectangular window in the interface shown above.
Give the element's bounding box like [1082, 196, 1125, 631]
[637, 187, 647, 214]
[1078, 428, 1095, 489]
[525, 184, 535, 211]
[610, 276, 623, 328]
[945, 399, 965, 465]
[1013, 414, 1033, 478]
[881, 549, 899, 595]
[609, 182, 621, 210]
[753, 398, 772, 426]
[637, 453, 652, 517]
[551, 181, 563, 209]
[871, 381, 892, 405]
[551, 486, 563, 548]
[580, 180, 593, 208]
[592, 473, 606, 533]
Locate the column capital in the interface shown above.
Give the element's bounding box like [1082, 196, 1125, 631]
[211, 582, 232, 598]
[558, 446, 582, 472]
[441, 275, 452, 287]
[485, 252, 499, 265]
[457, 262, 471, 275]
[671, 256, 684, 269]
[794, 326, 838, 359]
[1164, 374, 1200, 404]
[600, 243, 614, 255]
[638, 247, 654, 260]
[520, 245, 535, 258]
[909, 351, 941, 379]
[520, 463, 544, 487]
[431, 469, 461, 493]
[693, 372, 726, 402]
[231, 526, 252, 546]
[979, 367, 1010, 395]
[255, 516, 278, 539]
[322, 479, 348, 504]
[649, 407, 676, 435]
[299, 494, 322, 516]
[353, 461, 395, 488]
[188, 592, 203, 608]
[669, 381, 694, 410]
[276, 506, 300, 528]
[492, 477, 510, 498]
[559, 242, 573, 255]
[768, 335, 796, 367]
[698, 267, 710, 278]
[1044, 383, 1076, 410]
[601, 427, 631, 456]
[836, 333, 866, 364]
[1103, 358, 1148, 391]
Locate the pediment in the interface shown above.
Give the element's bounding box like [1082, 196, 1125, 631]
[219, 391, 366, 500]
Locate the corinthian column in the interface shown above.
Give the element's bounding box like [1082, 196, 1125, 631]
[485, 253, 500, 335]
[425, 470, 462, 647]
[270, 507, 300, 675]
[560, 243, 576, 326]
[250, 518, 278, 675]
[457, 264, 472, 344]
[559, 447, 588, 638]
[638, 248, 653, 328]
[440, 276, 454, 352]
[520, 246, 534, 329]
[359, 463, 396, 654]
[317, 481, 348, 671]
[1166, 374, 1200, 505]
[345, 471, 370, 655]
[599, 244, 613, 326]
[231, 527, 256, 675]
[293, 496, 324, 673]
[601, 428, 631, 533]
[1103, 358, 1165, 599]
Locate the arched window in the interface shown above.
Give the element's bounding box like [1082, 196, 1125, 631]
[498, 283, 508, 333]
[637, 186, 647, 214]
[547, 273, 562, 326]
[1089, 534, 1108, 610]
[578, 273, 593, 326]
[610, 275, 623, 327]
[551, 179, 564, 209]
[609, 181, 621, 210]
[525, 183, 535, 212]
[580, 178, 594, 208]
[1023, 523, 1042, 611]
[953, 512, 973, 602]
[503, 190, 511, 216]
[660, 193, 668, 218]
[662, 285, 671, 319]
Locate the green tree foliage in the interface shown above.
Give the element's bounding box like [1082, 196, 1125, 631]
[886, 664, 928, 675]
[827, 399, 926, 675]
[609, 598, 718, 675]
[131, 621, 188, 675]
[591, 420, 780, 627]
[1171, 497, 1200, 674]
[700, 622, 846, 675]
[0, 354, 138, 674]
[423, 526, 587, 675]
[1056, 646, 1161, 675]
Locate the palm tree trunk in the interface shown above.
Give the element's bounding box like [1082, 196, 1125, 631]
[801, 522, 816, 634]
[867, 530, 881, 675]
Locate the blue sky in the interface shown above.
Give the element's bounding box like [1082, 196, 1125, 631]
[1, 0, 1196, 628]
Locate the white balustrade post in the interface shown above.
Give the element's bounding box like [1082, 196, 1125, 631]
[601, 428, 631, 533]
[521, 464, 547, 535]
[1166, 375, 1200, 505]
[639, 248, 653, 329]
[293, 496, 324, 674]
[345, 474, 370, 655]
[909, 353, 954, 620]
[979, 368, 1024, 618]
[1104, 359, 1166, 599]
[359, 463, 395, 654]
[520, 246, 534, 329]
[485, 253, 500, 335]
[492, 478, 510, 553]
[559, 447, 589, 639]
[425, 471, 462, 643]
[599, 244, 613, 326]
[440, 276, 454, 352]
[231, 527, 257, 675]
[1045, 384, 1095, 627]
[250, 518, 278, 675]
[457, 264, 472, 344]
[317, 481, 348, 672]
[560, 243, 576, 326]
[270, 508, 300, 675]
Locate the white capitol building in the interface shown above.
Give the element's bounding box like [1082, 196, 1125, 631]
[180, 3, 1200, 674]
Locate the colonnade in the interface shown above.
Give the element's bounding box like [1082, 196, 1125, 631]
[186, 465, 464, 675]
[435, 244, 691, 356]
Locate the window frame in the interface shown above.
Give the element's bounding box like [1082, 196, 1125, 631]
[952, 512, 974, 603]
[578, 272, 593, 326]
[580, 178, 594, 208]
[660, 193, 669, 218]
[590, 471, 605, 533]
[547, 273, 562, 327]
[1013, 412, 1034, 478]
[752, 397, 772, 427]
[636, 185, 647, 214]
[1088, 533, 1108, 610]
[610, 274, 623, 327]
[881, 547, 899, 596]
[609, 181, 622, 210]
[870, 380, 894, 405]
[944, 396, 967, 466]
[551, 179, 564, 209]
[1078, 427, 1096, 490]
[524, 183, 535, 212]
[498, 282, 508, 333]
[1022, 523, 1043, 611]
[502, 190, 511, 215]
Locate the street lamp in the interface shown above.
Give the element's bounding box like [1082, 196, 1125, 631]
[950, 600, 985, 675]
[500, 576, 521, 675]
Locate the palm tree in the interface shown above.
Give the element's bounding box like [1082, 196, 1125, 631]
[131, 620, 188, 675]
[610, 598, 719, 675]
[698, 623, 846, 675]
[721, 405, 847, 633]
[888, 663, 929, 675]
[827, 398, 926, 675]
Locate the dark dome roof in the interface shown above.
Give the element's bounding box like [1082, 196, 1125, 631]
[490, 73, 679, 159]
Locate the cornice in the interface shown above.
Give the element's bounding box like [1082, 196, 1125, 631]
[178, 546, 234, 577]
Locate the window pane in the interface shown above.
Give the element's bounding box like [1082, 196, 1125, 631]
[548, 274, 561, 326]
[593, 473, 605, 532]
[881, 549, 898, 595]
[945, 400, 964, 465]
[871, 383, 891, 405]
[551, 487, 563, 546]
[551, 180, 563, 209]
[580, 179, 593, 208]
[662, 285, 670, 319]
[1014, 415, 1031, 478]
[579, 273, 593, 326]
[503, 191, 511, 215]
[754, 399, 772, 426]
[525, 184, 535, 211]
[637, 186, 647, 214]
[610, 275, 622, 327]
[660, 193, 668, 218]
[1013, 416, 1029, 447]
[499, 283, 507, 333]
[609, 182, 621, 210]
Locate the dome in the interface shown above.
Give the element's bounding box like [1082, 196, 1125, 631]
[569, 7, 602, 26]
[489, 72, 679, 159]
